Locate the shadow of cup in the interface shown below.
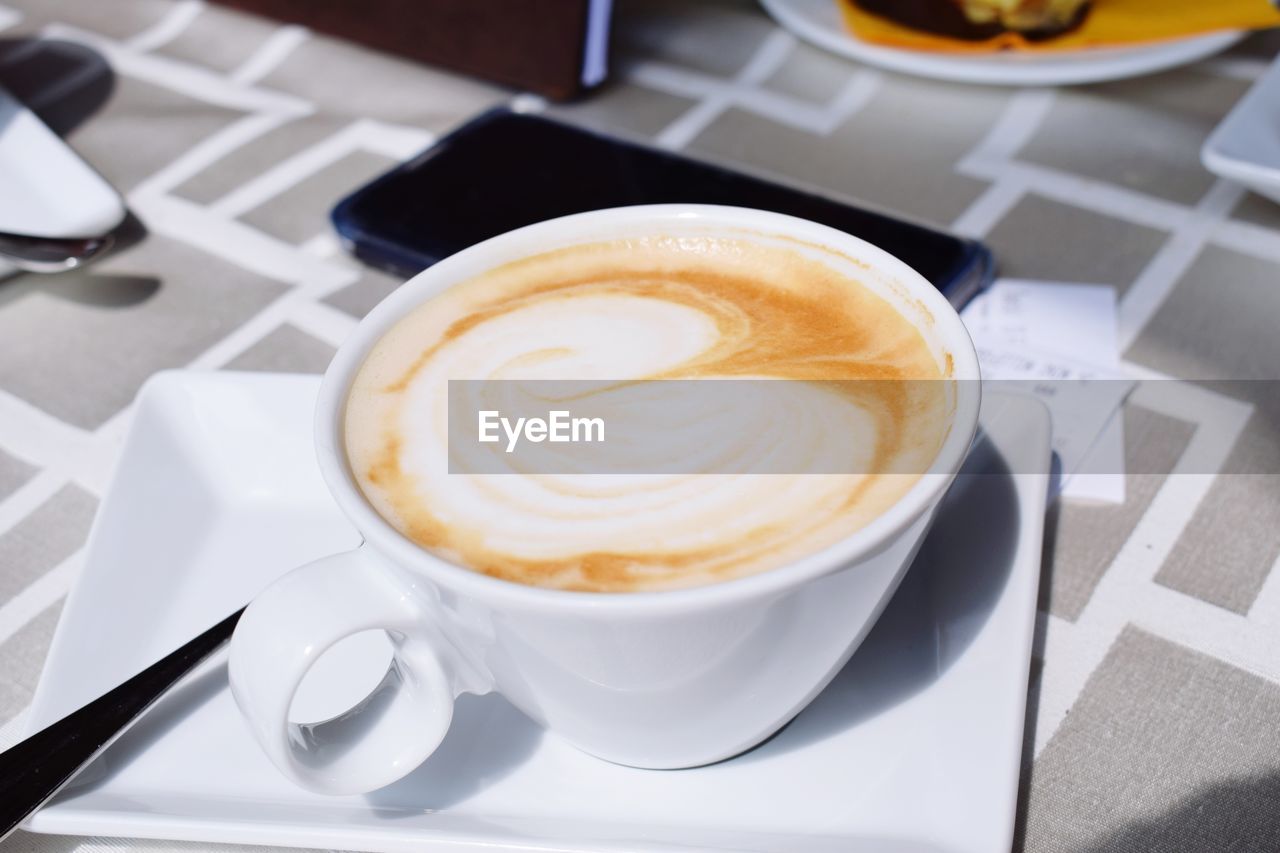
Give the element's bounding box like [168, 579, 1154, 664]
[362, 693, 546, 814]
[736, 430, 1021, 761]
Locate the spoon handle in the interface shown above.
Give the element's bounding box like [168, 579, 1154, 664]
[0, 608, 243, 842]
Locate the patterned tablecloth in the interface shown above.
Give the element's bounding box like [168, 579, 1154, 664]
[2, 1, 1279, 851]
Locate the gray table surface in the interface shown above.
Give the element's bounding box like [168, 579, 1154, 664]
[2, 1, 1279, 851]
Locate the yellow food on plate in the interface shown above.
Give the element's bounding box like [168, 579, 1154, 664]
[959, 0, 1090, 32]
[841, 0, 1280, 52]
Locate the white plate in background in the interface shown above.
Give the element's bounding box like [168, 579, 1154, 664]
[1203, 54, 1280, 206]
[24, 372, 1051, 853]
[761, 0, 1245, 86]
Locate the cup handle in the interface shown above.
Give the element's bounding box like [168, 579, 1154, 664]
[228, 547, 459, 794]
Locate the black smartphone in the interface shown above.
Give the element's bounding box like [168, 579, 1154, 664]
[331, 109, 994, 307]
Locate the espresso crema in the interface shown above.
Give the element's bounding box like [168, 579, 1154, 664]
[344, 235, 953, 592]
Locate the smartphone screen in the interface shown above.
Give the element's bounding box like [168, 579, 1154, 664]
[332, 109, 993, 306]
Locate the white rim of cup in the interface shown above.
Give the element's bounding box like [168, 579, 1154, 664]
[315, 204, 981, 617]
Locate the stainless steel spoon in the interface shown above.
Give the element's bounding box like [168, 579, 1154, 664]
[0, 229, 114, 273]
[0, 608, 243, 842]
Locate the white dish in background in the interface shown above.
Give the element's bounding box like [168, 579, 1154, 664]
[24, 371, 1051, 853]
[760, 0, 1245, 86]
[0, 85, 125, 277]
[1203, 54, 1280, 206]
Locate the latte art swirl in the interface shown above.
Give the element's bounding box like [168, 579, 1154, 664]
[345, 236, 952, 592]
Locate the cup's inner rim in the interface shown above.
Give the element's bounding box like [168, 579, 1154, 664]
[322, 207, 981, 606]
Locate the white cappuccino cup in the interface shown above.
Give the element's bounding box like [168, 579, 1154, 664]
[228, 205, 981, 794]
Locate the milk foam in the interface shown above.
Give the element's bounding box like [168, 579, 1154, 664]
[344, 235, 951, 592]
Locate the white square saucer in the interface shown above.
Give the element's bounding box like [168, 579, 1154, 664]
[25, 371, 1050, 853]
[1202, 54, 1280, 207]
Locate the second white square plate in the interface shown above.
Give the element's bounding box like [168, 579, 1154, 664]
[1203, 55, 1280, 206]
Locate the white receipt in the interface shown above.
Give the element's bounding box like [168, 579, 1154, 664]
[964, 280, 1120, 367]
[962, 280, 1132, 503]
